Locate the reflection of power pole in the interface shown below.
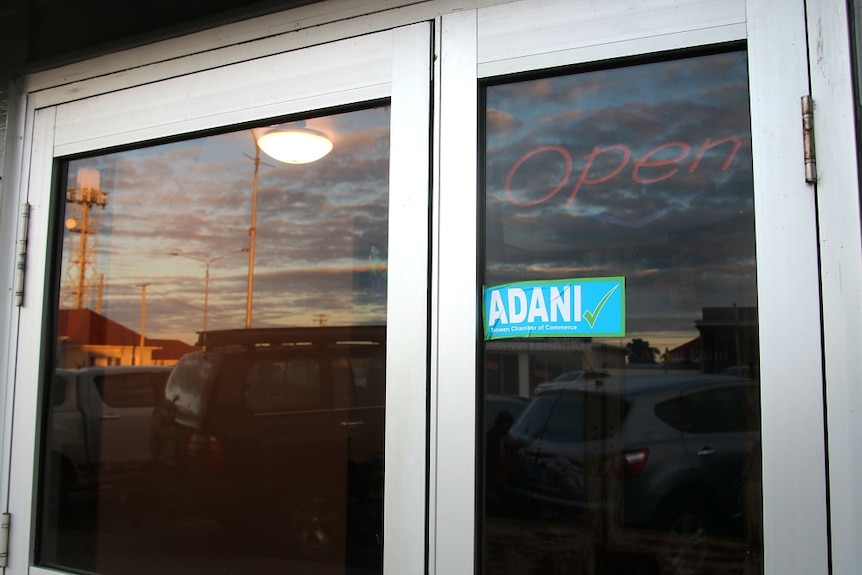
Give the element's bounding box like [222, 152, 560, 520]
[64, 168, 108, 309]
[96, 274, 105, 314]
[313, 314, 328, 327]
[135, 283, 151, 366]
[171, 248, 247, 346]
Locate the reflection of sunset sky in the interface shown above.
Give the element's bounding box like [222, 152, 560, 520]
[62, 107, 391, 344]
[485, 51, 756, 351]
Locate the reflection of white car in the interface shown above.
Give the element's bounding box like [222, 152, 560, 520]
[49, 366, 172, 491]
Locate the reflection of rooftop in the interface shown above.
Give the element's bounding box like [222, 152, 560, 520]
[57, 309, 195, 367]
[694, 306, 759, 374]
[668, 337, 700, 355]
[695, 306, 757, 326]
[198, 324, 386, 348]
[60, 308, 138, 347]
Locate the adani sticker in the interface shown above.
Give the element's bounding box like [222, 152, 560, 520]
[484, 277, 625, 340]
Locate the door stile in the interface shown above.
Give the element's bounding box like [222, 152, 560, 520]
[5, 105, 58, 575]
[747, 0, 830, 574]
[804, 1, 862, 574]
[433, 8, 480, 575]
[385, 21, 433, 575]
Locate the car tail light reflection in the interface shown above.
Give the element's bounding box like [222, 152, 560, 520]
[186, 433, 223, 472]
[624, 448, 649, 477]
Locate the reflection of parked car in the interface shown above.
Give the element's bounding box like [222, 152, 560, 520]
[485, 394, 529, 433]
[502, 373, 760, 535]
[49, 365, 173, 492]
[148, 326, 386, 559]
[485, 395, 529, 514]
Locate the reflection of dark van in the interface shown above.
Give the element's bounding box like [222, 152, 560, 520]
[148, 326, 386, 558]
[502, 374, 760, 536]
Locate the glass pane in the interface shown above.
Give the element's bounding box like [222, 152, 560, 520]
[41, 107, 390, 575]
[480, 51, 762, 575]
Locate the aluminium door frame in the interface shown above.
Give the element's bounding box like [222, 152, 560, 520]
[433, 0, 832, 573]
[0, 19, 431, 575]
[804, 1, 862, 575]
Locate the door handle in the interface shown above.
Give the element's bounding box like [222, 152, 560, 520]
[340, 420, 364, 428]
[697, 447, 716, 457]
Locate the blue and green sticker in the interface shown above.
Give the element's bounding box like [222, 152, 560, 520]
[483, 276, 625, 340]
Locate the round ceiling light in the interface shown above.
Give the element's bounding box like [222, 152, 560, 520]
[256, 128, 333, 164]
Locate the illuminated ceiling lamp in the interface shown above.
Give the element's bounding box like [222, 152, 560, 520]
[256, 127, 333, 164]
[244, 123, 334, 329]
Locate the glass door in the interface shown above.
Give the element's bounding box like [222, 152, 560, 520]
[479, 49, 761, 574]
[4, 22, 430, 575]
[434, 1, 829, 574]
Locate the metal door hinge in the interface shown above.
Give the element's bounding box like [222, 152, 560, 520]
[15, 203, 31, 307]
[801, 95, 817, 183]
[0, 512, 11, 567]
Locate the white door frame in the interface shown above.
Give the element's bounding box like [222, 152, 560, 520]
[433, 1, 831, 574]
[0, 20, 431, 575]
[805, 1, 862, 574]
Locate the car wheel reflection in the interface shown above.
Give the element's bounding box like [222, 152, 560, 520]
[283, 480, 345, 558]
[662, 498, 713, 536]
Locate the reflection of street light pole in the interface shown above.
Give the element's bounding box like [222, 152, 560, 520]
[134, 283, 151, 366]
[247, 141, 261, 329]
[171, 248, 248, 337]
[245, 126, 333, 328]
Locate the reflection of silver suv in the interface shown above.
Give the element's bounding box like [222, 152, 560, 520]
[148, 326, 386, 559]
[502, 373, 760, 535]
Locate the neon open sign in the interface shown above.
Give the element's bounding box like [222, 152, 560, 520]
[503, 137, 743, 208]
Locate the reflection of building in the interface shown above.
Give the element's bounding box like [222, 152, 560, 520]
[664, 307, 759, 374]
[485, 338, 626, 396]
[665, 337, 701, 368]
[57, 309, 195, 368]
[695, 306, 759, 374]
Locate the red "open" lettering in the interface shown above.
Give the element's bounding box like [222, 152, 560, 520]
[567, 145, 631, 207]
[503, 146, 572, 207]
[504, 136, 742, 207]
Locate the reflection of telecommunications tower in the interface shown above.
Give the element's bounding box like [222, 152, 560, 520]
[64, 168, 108, 310]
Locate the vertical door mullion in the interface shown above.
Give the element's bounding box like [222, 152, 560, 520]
[433, 9, 479, 575]
[385, 21, 432, 575]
